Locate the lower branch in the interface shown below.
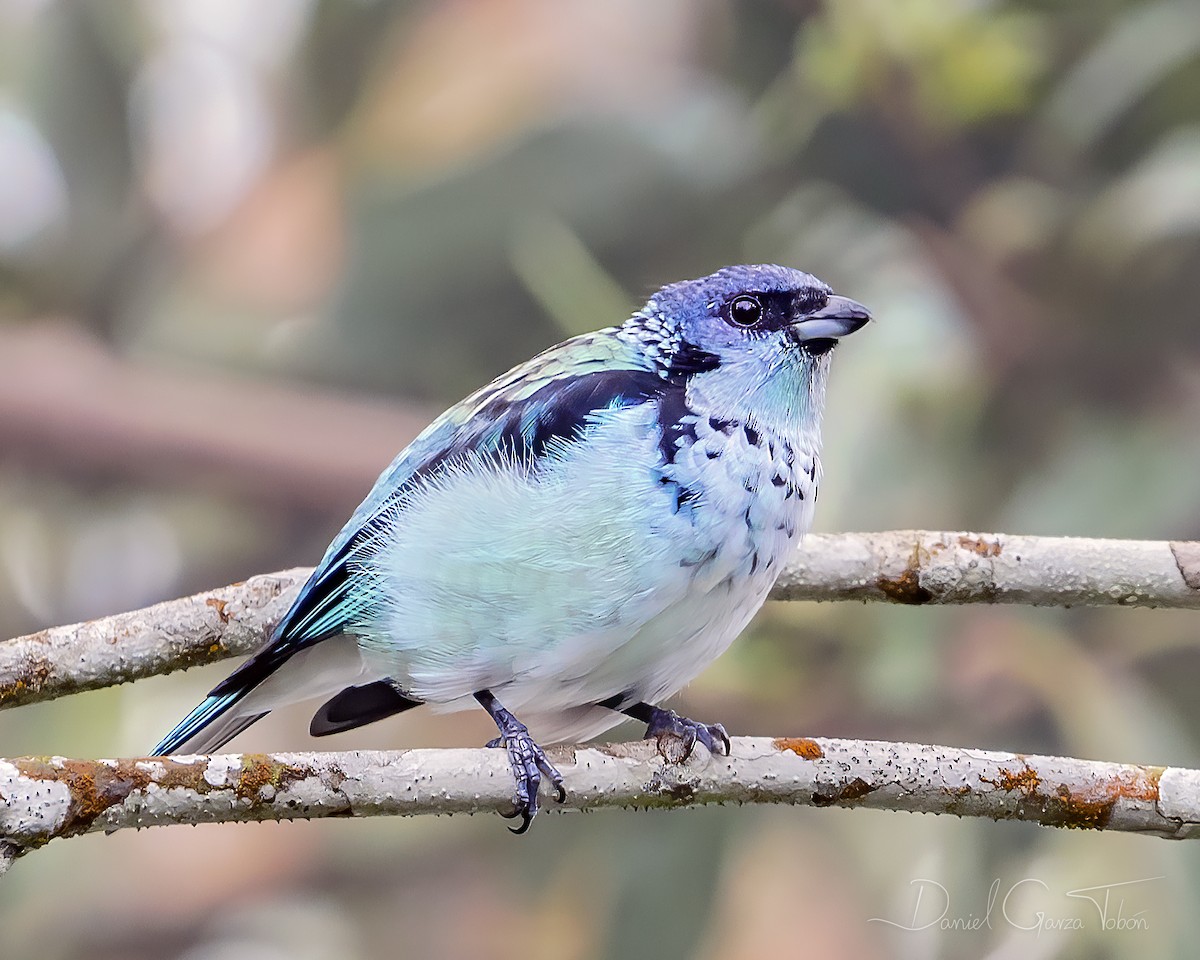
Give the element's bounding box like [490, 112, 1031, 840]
[3, 737, 1199, 868]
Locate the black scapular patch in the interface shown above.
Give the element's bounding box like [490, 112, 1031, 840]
[310, 680, 423, 737]
[421, 368, 669, 473]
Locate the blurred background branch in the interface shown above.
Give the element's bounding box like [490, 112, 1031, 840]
[0, 323, 431, 514]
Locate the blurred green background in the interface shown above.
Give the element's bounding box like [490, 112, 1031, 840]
[2, 1, 1199, 957]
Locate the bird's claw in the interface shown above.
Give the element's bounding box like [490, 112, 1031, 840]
[643, 708, 731, 763]
[486, 724, 565, 833]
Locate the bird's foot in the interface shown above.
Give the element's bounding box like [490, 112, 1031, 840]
[643, 707, 731, 763]
[479, 698, 565, 834]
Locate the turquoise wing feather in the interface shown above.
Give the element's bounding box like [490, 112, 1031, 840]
[228, 329, 664, 675]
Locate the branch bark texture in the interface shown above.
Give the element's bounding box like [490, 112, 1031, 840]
[2, 532, 1197, 711]
[777, 530, 1200, 608]
[0, 570, 306, 710]
[3, 737, 1199, 865]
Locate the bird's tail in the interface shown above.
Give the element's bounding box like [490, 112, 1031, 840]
[151, 634, 374, 756]
[151, 691, 266, 755]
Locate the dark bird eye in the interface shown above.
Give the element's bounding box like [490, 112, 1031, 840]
[728, 295, 763, 327]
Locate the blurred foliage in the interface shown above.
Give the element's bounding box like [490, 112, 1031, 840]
[1, 1, 1199, 958]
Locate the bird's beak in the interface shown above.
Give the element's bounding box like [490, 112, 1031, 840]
[789, 296, 872, 342]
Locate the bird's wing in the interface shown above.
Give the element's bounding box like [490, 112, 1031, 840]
[221, 328, 666, 689]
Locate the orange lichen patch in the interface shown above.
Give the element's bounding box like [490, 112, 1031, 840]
[174, 636, 229, 668]
[811, 776, 876, 807]
[234, 754, 322, 803]
[13, 757, 155, 840]
[9, 755, 336, 842]
[1050, 786, 1119, 829]
[877, 544, 933, 604]
[149, 757, 220, 793]
[980, 760, 1162, 831]
[1094, 767, 1163, 823]
[980, 764, 1041, 794]
[0, 655, 54, 706]
[958, 535, 1002, 558]
[774, 737, 824, 760]
[205, 597, 231, 623]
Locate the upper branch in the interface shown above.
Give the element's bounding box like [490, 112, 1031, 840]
[0, 569, 306, 710]
[2, 532, 1198, 711]
[778, 531, 1200, 608]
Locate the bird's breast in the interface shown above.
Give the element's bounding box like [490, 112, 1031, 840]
[662, 411, 819, 590]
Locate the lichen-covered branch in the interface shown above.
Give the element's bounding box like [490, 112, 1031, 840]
[2, 531, 1197, 712]
[0, 570, 307, 710]
[2, 737, 1199, 868]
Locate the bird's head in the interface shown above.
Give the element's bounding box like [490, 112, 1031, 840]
[624, 264, 870, 436]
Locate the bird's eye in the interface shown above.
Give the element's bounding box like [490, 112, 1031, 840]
[728, 296, 763, 328]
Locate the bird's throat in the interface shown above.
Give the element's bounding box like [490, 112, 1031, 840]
[682, 348, 828, 457]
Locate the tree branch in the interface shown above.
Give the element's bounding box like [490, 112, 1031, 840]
[2, 737, 1198, 867]
[775, 530, 1200, 608]
[0, 569, 306, 710]
[2, 531, 1197, 711]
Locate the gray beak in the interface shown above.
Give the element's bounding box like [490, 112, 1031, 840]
[790, 295, 871, 342]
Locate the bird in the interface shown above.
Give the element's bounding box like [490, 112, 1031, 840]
[152, 263, 870, 832]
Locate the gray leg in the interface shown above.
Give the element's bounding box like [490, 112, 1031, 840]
[476, 690, 565, 834]
[601, 696, 731, 759]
